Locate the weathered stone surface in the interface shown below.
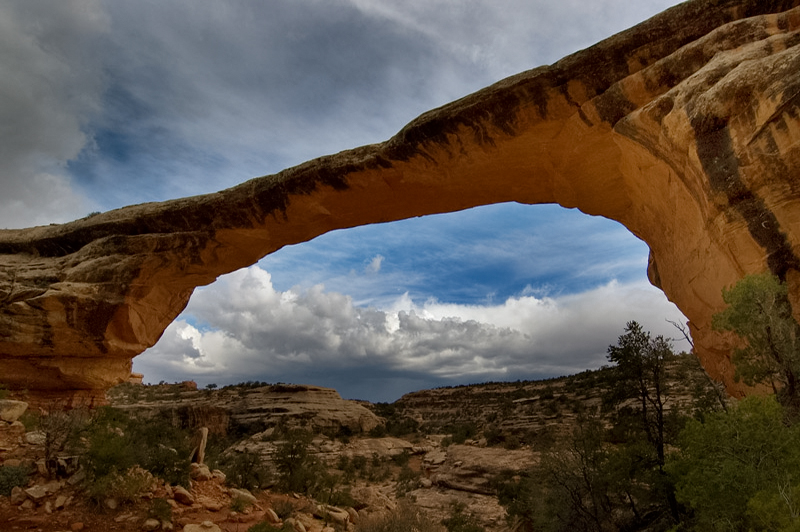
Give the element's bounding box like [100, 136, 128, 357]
[265, 508, 281, 524]
[1, 0, 800, 400]
[183, 522, 221, 532]
[54, 494, 68, 509]
[229, 488, 257, 505]
[191, 427, 208, 465]
[0, 400, 27, 422]
[190, 462, 212, 481]
[430, 444, 536, 496]
[172, 485, 194, 506]
[342, 437, 415, 459]
[141, 518, 161, 532]
[10, 485, 25, 504]
[24, 484, 48, 501]
[24, 431, 45, 446]
[114, 384, 381, 436]
[315, 505, 350, 526]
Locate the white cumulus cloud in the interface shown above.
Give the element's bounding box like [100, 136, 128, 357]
[135, 265, 687, 401]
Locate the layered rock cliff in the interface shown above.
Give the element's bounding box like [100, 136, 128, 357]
[109, 383, 381, 436]
[1, 0, 800, 401]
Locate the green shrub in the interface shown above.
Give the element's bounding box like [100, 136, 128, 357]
[274, 429, 322, 493]
[231, 495, 252, 513]
[83, 431, 133, 479]
[148, 497, 173, 523]
[369, 424, 388, 438]
[220, 449, 272, 492]
[81, 407, 191, 486]
[391, 450, 410, 467]
[395, 464, 420, 497]
[247, 520, 286, 532]
[442, 503, 483, 532]
[0, 465, 29, 496]
[351, 455, 368, 471]
[272, 499, 295, 519]
[17, 410, 38, 431]
[328, 487, 357, 508]
[85, 466, 156, 504]
[141, 443, 190, 486]
[447, 423, 478, 445]
[483, 424, 504, 446]
[356, 503, 443, 532]
[503, 435, 521, 450]
[668, 395, 800, 531]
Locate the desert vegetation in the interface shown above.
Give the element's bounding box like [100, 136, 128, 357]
[2, 274, 800, 531]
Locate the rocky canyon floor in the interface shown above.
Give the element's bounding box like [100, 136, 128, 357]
[0, 353, 718, 531]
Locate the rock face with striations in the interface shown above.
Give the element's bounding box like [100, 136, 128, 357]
[1, 0, 800, 402]
[111, 384, 381, 436]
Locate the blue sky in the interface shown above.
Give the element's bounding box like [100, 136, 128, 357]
[1, 0, 688, 401]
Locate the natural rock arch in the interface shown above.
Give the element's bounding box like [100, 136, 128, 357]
[1, 0, 800, 402]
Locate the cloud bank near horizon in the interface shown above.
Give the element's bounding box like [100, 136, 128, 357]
[135, 265, 687, 402]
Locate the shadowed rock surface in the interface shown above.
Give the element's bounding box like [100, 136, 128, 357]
[1, 0, 800, 402]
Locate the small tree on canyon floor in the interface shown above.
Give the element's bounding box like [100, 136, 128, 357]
[604, 321, 677, 469]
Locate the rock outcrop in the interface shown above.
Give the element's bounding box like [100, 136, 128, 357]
[1, 0, 800, 401]
[111, 383, 382, 436]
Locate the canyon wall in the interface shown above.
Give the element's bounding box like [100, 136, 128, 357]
[1, 0, 800, 402]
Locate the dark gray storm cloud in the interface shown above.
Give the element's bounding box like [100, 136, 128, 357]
[68, 0, 489, 207]
[0, 0, 107, 227]
[0, 0, 683, 225]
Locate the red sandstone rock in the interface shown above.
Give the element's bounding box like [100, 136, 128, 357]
[0, 0, 800, 400]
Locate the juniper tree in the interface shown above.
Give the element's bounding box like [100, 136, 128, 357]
[713, 273, 800, 420]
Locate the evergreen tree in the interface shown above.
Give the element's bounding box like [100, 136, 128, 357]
[713, 273, 800, 419]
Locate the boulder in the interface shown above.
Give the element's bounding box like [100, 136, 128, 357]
[172, 485, 194, 506]
[141, 518, 160, 531]
[10, 486, 25, 504]
[67, 468, 86, 486]
[54, 495, 68, 509]
[42, 480, 64, 494]
[315, 505, 350, 525]
[183, 522, 222, 532]
[264, 508, 281, 524]
[229, 488, 257, 505]
[285, 517, 307, 532]
[0, 400, 27, 423]
[190, 463, 212, 481]
[24, 431, 45, 446]
[24, 484, 48, 501]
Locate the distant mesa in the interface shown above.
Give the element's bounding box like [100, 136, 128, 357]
[1, 0, 800, 403]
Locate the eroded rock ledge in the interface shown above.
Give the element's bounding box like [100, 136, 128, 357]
[1, 0, 800, 402]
